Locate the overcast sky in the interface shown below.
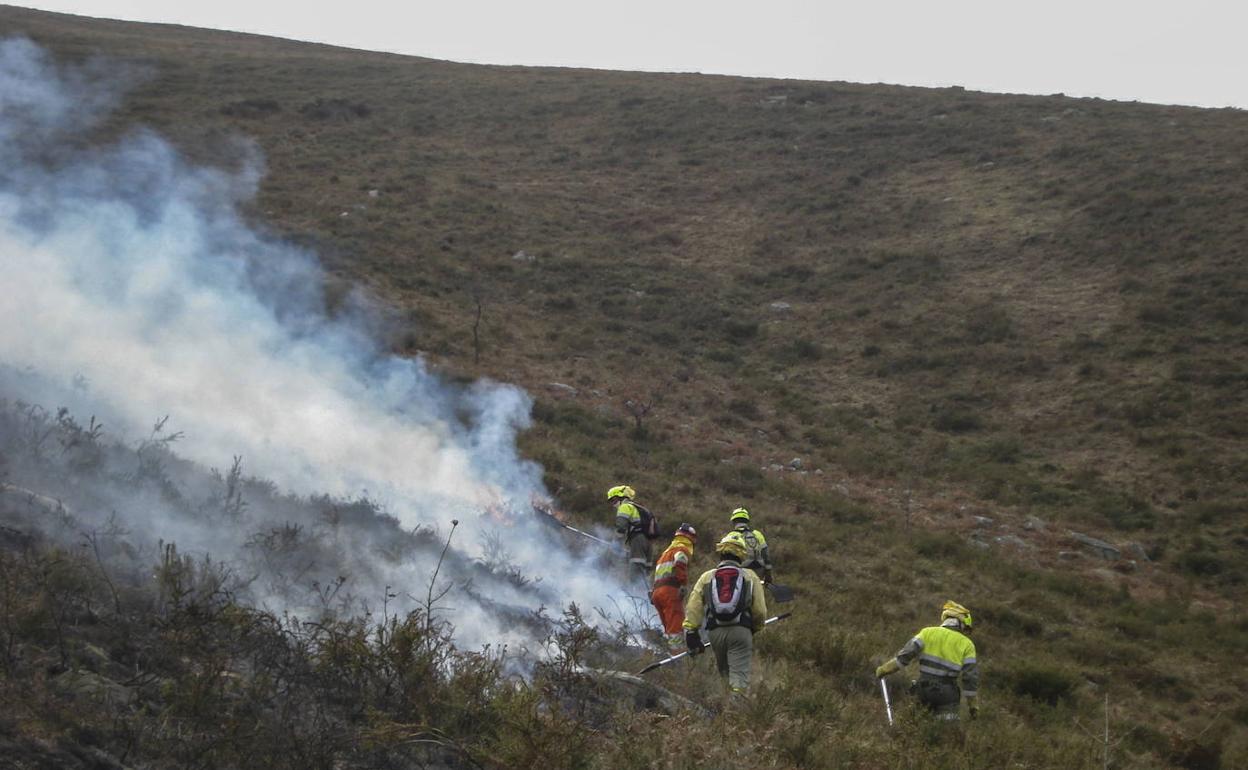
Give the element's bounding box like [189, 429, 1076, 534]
[13, 1, 1248, 108]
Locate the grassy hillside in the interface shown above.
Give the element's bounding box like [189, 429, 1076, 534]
[1, 5, 1246, 768]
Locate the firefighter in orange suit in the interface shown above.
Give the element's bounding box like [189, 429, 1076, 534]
[651, 524, 697, 654]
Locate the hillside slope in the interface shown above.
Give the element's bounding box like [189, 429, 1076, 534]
[1, 5, 1246, 768]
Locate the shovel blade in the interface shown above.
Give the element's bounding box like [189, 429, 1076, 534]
[766, 582, 795, 603]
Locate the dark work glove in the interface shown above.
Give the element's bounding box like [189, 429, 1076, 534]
[685, 631, 704, 656]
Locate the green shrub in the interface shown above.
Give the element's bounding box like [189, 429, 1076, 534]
[1090, 490, 1157, 530]
[965, 302, 1014, 344]
[910, 531, 972, 560]
[933, 405, 983, 433]
[699, 463, 765, 497]
[1176, 548, 1226, 577]
[968, 435, 1023, 464]
[726, 397, 762, 421]
[770, 338, 823, 365]
[1006, 663, 1078, 706]
[977, 603, 1043, 638]
[723, 319, 759, 341]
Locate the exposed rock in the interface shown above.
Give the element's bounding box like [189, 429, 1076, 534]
[1068, 531, 1121, 560]
[512, 249, 535, 262]
[0, 736, 131, 770]
[1058, 551, 1082, 562]
[972, 515, 994, 528]
[788, 457, 803, 470]
[82, 643, 112, 668]
[769, 301, 792, 312]
[1023, 516, 1047, 531]
[1125, 542, 1151, 562]
[54, 669, 136, 706]
[543, 668, 710, 729]
[545, 382, 578, 398]
[1, 482, 71, 515]
[769, 464, 784, 472]
[586, 668, 710, 717]
[994, 534, 1032, 550]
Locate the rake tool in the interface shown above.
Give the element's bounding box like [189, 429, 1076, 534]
[637, 612, 792, 675]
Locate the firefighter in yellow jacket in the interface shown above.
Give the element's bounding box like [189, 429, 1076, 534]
[876, 600, 980, 721]
[607, 485, 651, 585]
[683, 532, 768, 694]
[729, 507, 773, 583]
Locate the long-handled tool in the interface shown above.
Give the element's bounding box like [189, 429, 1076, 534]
[637, 612, 792, 675]
[881, 678, 894, 726]
[532, 504, 618, 549]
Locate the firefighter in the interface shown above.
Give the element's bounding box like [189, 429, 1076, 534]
[607, 485, 652, 584]
[683, 532, 768, 695]
[650, 523, 697, 655]
[729, 507, 773, 583]
[876, 600, 980, 721]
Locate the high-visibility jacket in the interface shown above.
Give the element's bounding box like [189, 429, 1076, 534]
[652, 535, 694, 589]
[615, 501, 641, 538]
[894, 625, 979, 697]
[683, 560, 767, 634]
[733, 523, 771, 573]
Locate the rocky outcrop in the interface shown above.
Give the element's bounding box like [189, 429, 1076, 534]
[1067, 531, 1122, 561]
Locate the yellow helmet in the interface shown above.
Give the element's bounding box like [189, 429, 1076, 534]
[940, 600, 973, 631]
[730, 507, 750, 524]
[606, 485, 636, 501]
[716, 531, 748, 561]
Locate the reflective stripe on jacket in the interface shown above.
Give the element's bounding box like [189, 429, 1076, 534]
[653, 535, 693, 588]
[683, 561, 768, 634]
[733, 524, 771, 571]
[895, 625, 980, 697]
[615, 501, 641, 537]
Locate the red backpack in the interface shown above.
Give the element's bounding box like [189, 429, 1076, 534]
[706, 565, 753, 628]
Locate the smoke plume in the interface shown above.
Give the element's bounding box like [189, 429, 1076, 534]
[0, 38, 642, 655]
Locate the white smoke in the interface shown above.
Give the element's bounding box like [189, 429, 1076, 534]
[0, 38, 644, 654]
